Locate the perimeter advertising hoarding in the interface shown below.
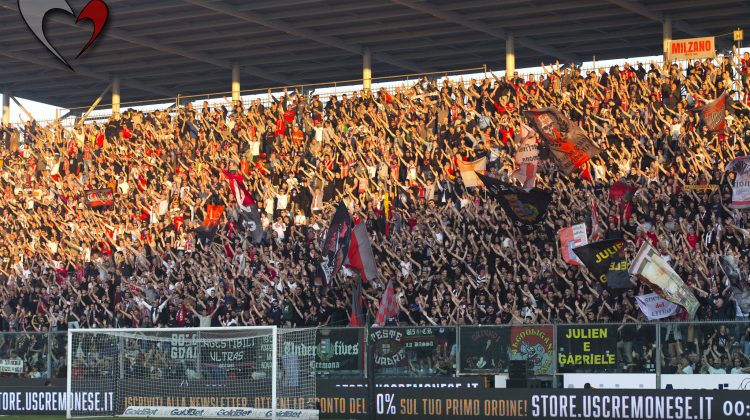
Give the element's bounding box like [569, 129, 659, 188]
[0, 379, 114, 415]
[4, 379, 750, 419]
[320, 387, 750, 419]
[563, 373, 657, 389]
[660, 374, 750, 390]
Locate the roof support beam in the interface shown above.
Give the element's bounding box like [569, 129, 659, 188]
[0, 45, 173, 98]
[390, 0, 578, 63]
[180, 0, 427, 73]
[603, 0, 712, 38]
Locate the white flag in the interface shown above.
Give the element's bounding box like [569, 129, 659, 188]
[635, 293, 679, 320]
[512, 124, 539, 190]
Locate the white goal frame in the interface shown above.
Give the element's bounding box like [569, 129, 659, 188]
[66, 326, 279, 419]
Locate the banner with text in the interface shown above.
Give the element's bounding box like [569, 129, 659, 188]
[508, 326, 553, 376]
[630, 242, 700, 319]
[0, 359, 23, 374]
[370, 328, 437, 369]
[669, 37, 715, 61]
[315, 328, 364, 374]
[556, 325, 617, 373]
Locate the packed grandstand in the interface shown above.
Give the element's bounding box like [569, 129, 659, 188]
[2, 47, 750, 381]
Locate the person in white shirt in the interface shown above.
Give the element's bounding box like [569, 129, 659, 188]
[676, 358, 693, 374]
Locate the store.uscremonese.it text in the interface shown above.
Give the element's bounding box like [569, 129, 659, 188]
[531, 394, 713, 419]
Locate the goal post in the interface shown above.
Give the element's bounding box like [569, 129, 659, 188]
[66, 326, 318, 419]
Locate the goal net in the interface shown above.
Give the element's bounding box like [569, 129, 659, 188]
[66, 327, 318, 419]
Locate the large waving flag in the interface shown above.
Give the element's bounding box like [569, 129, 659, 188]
[696, 92, 727, 132]
[573, 239, 630, 289]
[477, 173, 552, 227]
[630, 242, 700, 319]
[345, 222, 378, 283]
[524, 108, 600, 175]
[373, 280, 399, 327]
[320, 202, 353, 286]
[221, 170, 262, 243]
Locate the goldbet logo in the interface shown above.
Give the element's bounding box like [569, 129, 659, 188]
[18, 0, 109, 69]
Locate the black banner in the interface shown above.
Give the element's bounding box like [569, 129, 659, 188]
[316, 328, 364, 374]
[556, 325, 618, 373]
[573, 239, 631, 289]
[320, 202, 352, 286]
[168, 331, 273, 370]
[458, 326, 510, 374]
[477, 173, 551, 227]
[369, 327, 436, 369]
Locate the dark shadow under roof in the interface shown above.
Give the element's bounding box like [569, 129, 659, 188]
[1, 0, 749, 108]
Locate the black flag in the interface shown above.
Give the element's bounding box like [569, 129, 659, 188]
[477, 173, 551, 226]
[572, 239, 630, 289]
[320, 202, 353, 287]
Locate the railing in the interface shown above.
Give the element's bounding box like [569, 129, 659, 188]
[26, 65, 490, 128]
[3, 320, 748, 384]
[13, 42, 750, 128]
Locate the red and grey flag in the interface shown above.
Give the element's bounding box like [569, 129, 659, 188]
[524, 108, 601, 176]
[221, 169, 263, 244]
[373, 280, 399, 327]
[696, 92, 727, 132]
[345, 222, 378, 283]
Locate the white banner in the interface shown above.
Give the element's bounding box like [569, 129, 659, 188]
[660, 375, 750, 390]
[635, 293, 679, 320]
[123, 406, 319, 419]
[0, 358, 23, 373]
[727, 157, 750, 209]
[564, 373, 656, 389]
[669, 37, 715, 60]
[512, 124, 539, 190]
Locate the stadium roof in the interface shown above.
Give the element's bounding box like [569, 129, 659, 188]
[1, 0, 749, 109]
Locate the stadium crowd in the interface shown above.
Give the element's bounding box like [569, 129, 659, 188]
[2, 49, 750, 378]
